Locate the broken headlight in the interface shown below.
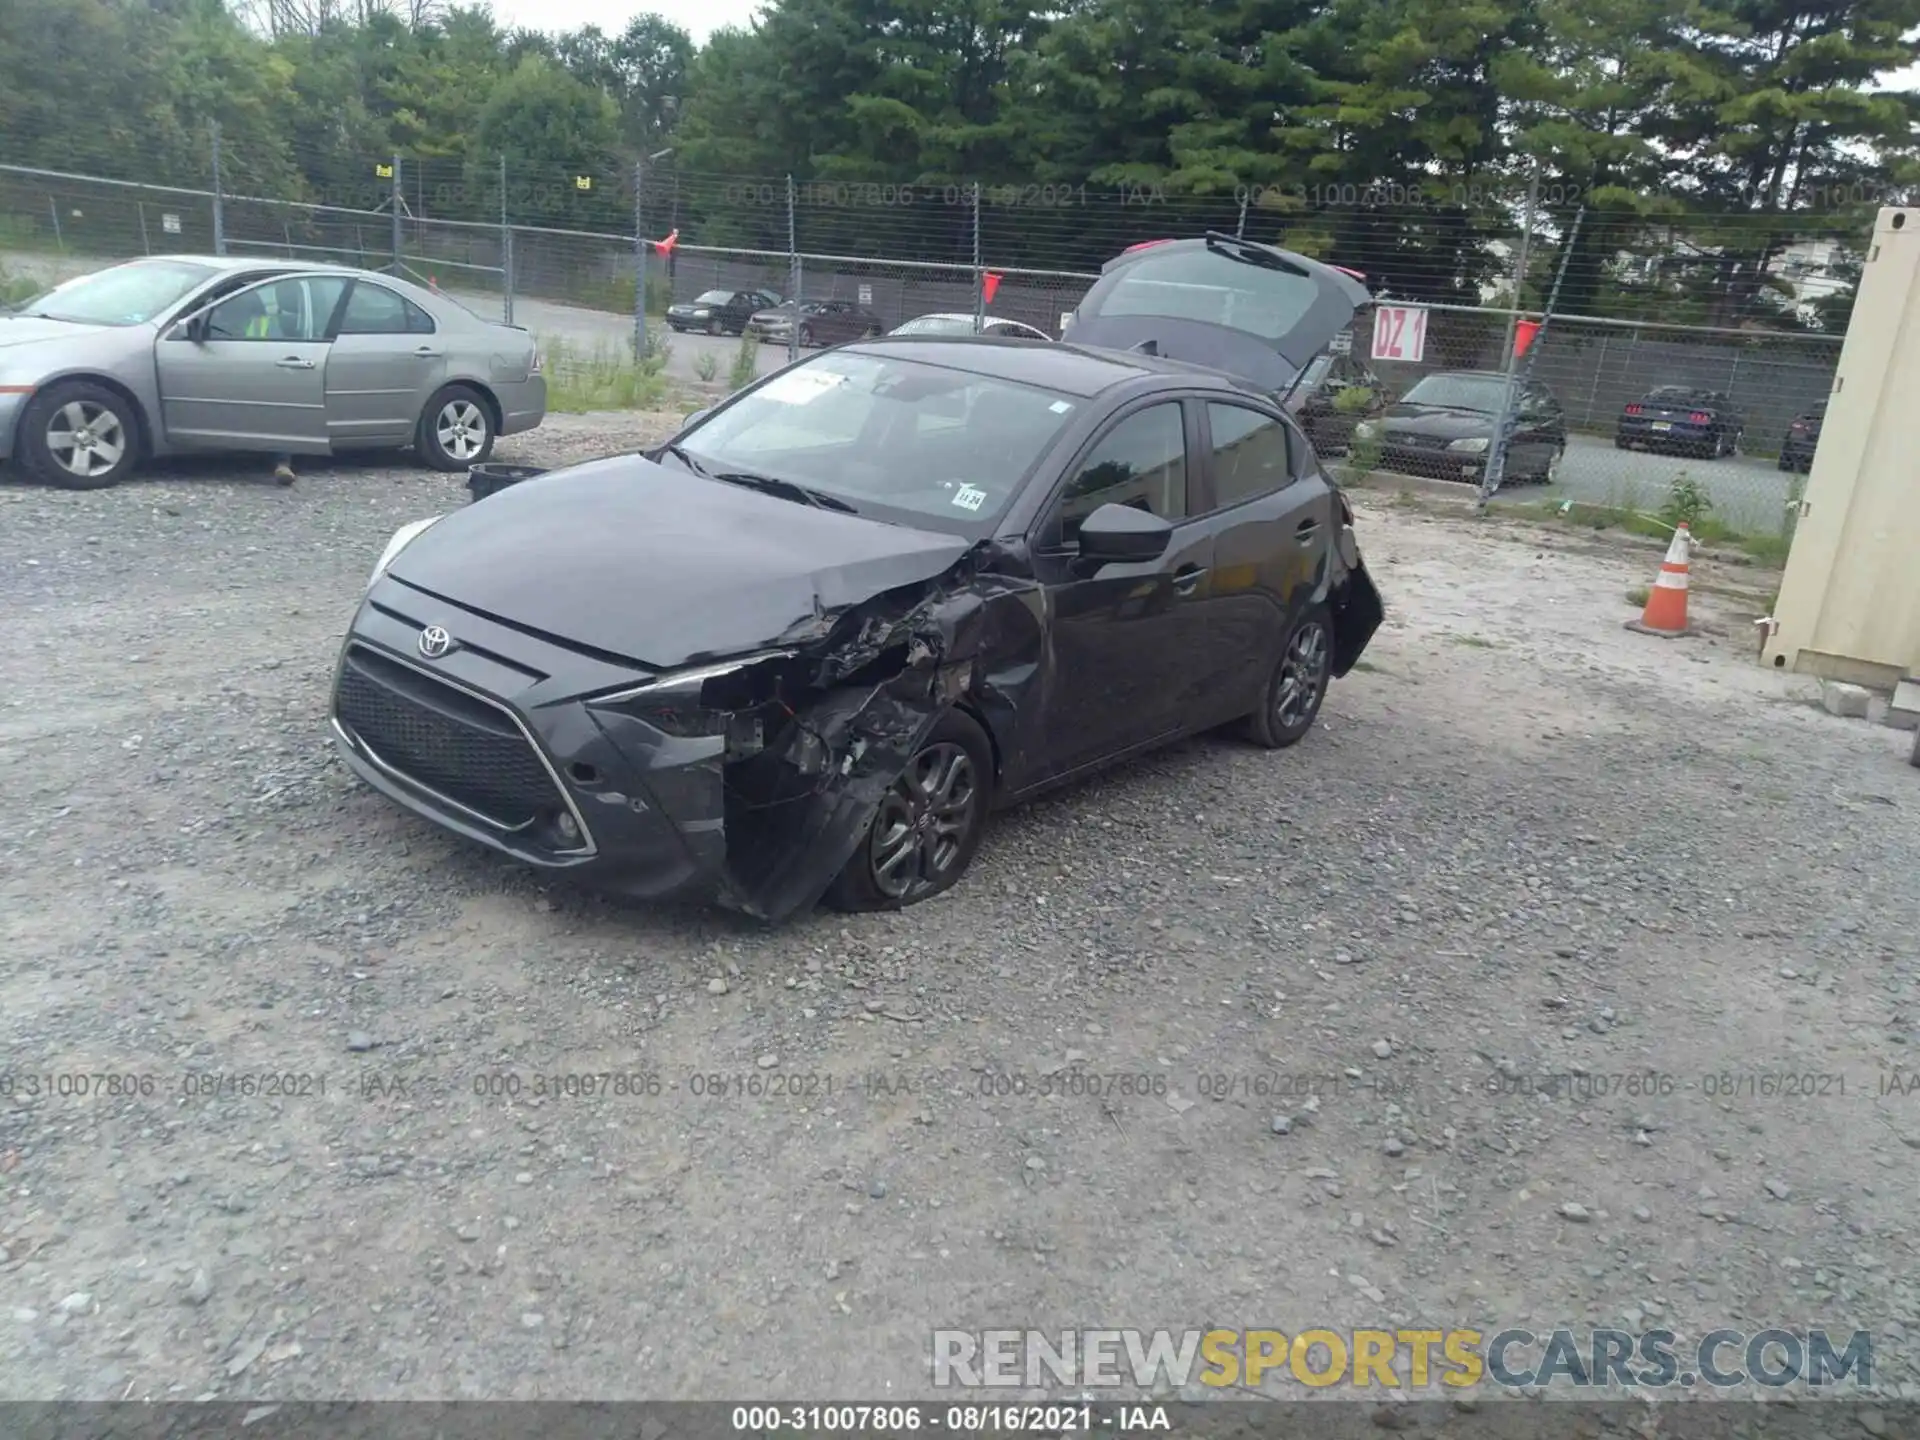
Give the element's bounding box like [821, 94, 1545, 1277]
[587, 652, 795, 744]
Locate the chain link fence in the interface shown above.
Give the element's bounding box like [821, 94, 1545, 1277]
[0, 144, 1855, 541]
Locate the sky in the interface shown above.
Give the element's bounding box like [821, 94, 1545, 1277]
[482, 0, 763, 43]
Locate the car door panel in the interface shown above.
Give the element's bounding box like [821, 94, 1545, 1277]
[1028, 399, 1212, 778]
[324, 280, 443, 446]
[1197, 401, 1333, 718]
[154, 274, 346, 452]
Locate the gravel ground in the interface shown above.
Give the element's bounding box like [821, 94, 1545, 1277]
[2, 414, 1917, 1407]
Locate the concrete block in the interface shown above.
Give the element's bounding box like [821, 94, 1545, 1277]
[1821, 680, 1873, 718]
[1892, 677, 1920, 731]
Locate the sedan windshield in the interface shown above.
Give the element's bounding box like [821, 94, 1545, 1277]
[673, 350, 1079, 530]
[895, 315, 973, 335]
[17, 258, 217, 326]
[691, 291, 732, 306]
[1402, 373, 1510, 413]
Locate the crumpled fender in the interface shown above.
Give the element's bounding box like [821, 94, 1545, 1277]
[711, 557, 1025, 922]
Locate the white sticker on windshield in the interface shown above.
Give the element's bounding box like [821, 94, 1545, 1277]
[759, 369, 845, 405]
[1049, 400, 1073, 413]
[952, 484, 988, 512]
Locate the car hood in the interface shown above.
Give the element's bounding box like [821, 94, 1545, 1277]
[1379, 404, 1494, 439]
[384, 455, 973, 670]
[0, 315, 109, 349]
[1063, 234, 1371, 392]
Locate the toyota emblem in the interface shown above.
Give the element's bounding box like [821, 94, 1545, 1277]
[418, 625, 453, 659]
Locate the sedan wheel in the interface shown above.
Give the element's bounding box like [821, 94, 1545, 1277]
[707, 317, 722, 336]
[1246, 606, 1332, 750]
[1540, 445, 1565, 485]
[21, 381, 138, 490]
[825, 709, 994, 911]
[416, 384, 495, 471]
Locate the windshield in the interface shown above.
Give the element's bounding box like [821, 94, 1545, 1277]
[1091, 247, 1321, 341]
[673, 350, 1079, 530]
[895, 315, 973, 335]
[1402, 373, 1509, 413]
[17, 258, 216, 326]
[692, 290, 732, 305]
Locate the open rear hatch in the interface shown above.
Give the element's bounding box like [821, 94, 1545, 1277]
[1064, 232, 1370, 395]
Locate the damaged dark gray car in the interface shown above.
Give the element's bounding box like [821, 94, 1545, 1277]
[328, 247, 1384, 921]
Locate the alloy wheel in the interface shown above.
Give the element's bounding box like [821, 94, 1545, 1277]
[1273, 620, 1330, 730]
[866, 742, 979, 900]
[436, 400, 488, 462]
[45, 400, 126, 480]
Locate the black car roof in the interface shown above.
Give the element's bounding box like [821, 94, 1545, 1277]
[845, 335, 1267, 399]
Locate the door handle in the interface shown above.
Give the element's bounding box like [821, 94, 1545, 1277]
[413, 346, 442, 358]
[275, 356, 315, 369]
[1295, 518, 1320, 546]
[1171, 565, 1207, 595]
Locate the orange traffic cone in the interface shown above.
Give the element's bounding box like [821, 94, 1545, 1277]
[1627, 523, 1693, 637]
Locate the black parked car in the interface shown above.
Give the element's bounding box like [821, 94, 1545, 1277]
[1778, 401, 1824, 472]
[330, 251, 1383, 922]
[1616, 385, 1744, 458]
[1353, 371, 1567, 485]
[1285, 349, 1391, 456]
[665, 288, 781, 335]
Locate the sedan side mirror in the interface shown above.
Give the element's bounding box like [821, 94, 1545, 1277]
[169, 312, 209, 343]
[1077, 502, 1172, 562]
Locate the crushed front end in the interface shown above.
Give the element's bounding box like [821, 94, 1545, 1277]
[330, 566, 990, 923]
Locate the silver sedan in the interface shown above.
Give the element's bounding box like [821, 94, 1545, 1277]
[0, 255, 546, 489]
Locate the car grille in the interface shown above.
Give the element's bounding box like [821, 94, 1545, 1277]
[1386, 432, 1428, 448]
[334, 645, 565, 833]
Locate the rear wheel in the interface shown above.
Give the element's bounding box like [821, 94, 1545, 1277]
[20, 381, 139, 490]
[798, 324, 816, 347]
[416, 384, 495, 471]
[824, 709, 994, 912]
[1245, 604, 1332, 750]
[1538, 444, 1564, 485]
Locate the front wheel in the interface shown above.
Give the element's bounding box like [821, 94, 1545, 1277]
[1246, 605, 1332, 750]
[798, 324, 815, 347]
[1537, 444, 1565, 485]
[416, 384, 495, 471]
[824, 708, 994, 912]
[19, 381, 139, 490]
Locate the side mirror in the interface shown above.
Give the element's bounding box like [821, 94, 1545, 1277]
[1076, 502, 1172, 563]
[170, 312, 209, 343]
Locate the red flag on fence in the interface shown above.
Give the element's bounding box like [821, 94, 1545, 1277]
[982, 271, 1002, 304]
[1514, 317, 1540, 360]
[654, 228, 679, 255]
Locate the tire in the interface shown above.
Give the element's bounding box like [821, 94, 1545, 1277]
[824, 708, 995, 912]
[1245, 604, 1333, 750]
[18, 380, 139, 490]
[1614, 435, 1630, 450]
[798, 324, 815, 347]
[706, 316, 722, 336]
[1537, 444, 1565, 485]
[1777, 453, 1793, 472]
[416, 384, 495, 471]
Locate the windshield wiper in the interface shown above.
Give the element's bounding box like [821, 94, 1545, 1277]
[659, 442, 709, 475]
[712, 469, 856, 513]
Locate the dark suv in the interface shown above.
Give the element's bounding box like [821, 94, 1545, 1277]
[1778, 402, 1823, 472]
[1286, 349, 1390, 455]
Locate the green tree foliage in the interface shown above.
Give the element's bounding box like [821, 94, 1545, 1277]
[0, 0, 1914, 329]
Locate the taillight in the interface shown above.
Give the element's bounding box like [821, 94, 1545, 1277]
[1790, 421, 1806, 432]
[1626, 404, 1641, 414]
[1689, 411, 1709, 423]
[531, 350, 542, 375]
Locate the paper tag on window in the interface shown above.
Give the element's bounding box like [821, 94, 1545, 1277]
[759, 369, 844, 405]
[952, 484, 988, 512]
[1049, 400, 1073, 413]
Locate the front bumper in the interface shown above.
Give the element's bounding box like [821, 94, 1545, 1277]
[1374, 441, 1484, 484]
[330, 580, 733, 903]
[0, 389, 29, 461]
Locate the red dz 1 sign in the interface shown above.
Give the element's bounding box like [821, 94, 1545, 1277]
[1370, 305, 1428, 363]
